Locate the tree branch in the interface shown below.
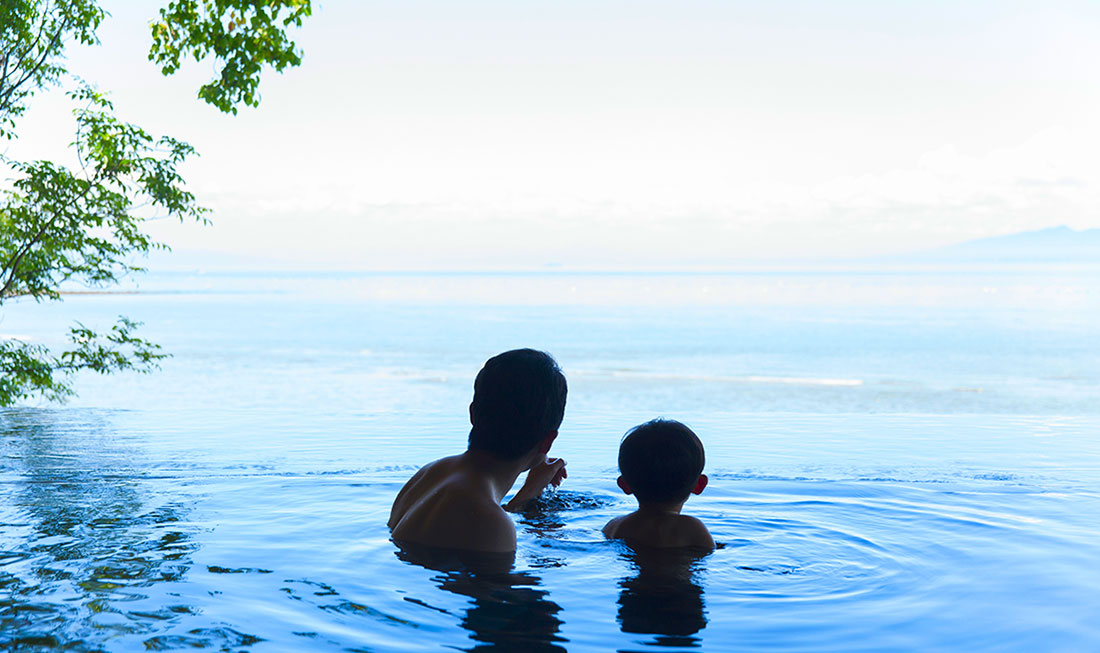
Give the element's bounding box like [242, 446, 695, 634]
[0, 0, 70, 116]
[0, 219, 55, 300]
[0, 22, 67, 110]
[0, 171, 97, 301]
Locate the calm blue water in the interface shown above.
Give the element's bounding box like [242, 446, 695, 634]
[2, 267, 1099, 650]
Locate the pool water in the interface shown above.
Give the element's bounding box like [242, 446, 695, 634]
[2, 269, 1099, 650]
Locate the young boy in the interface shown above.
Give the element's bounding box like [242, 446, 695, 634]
[603, 418, 715, 550]
[388, 349, 568, 553]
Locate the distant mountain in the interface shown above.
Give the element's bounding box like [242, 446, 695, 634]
[911, 226, 1100, 262]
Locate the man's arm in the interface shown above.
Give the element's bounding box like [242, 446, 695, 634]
[503, 456, 567, 512]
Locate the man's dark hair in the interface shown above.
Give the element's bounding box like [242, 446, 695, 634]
[467, 349, 567, 460]
[618, 419, 705, 504]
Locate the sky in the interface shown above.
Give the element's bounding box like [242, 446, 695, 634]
[6, 0, 1100, 269]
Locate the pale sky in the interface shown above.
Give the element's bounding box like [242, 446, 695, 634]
[7, 0, 1100, 269]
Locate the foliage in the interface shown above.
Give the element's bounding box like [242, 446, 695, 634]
[0, 0, 105, 138]
[0, 318, 164, 403]
[150, 0, 312, 113]
[0, 0, 310, 405]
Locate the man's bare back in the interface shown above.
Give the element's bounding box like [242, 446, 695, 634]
[389, 450, 567, 552]
[389, 454, 518, 552]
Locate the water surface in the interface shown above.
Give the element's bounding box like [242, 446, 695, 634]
[2, 268, 1098, 650]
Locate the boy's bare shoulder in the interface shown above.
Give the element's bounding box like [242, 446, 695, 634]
[603, 511, 714, 550]
[602, 514, 627, 538]
[674, 514, 715, 550]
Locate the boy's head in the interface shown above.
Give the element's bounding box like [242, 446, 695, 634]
[468, 349, 567, 461]
[617, 418, 707, 504]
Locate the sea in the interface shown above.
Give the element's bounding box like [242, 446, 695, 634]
[1, 264, 1099, 651]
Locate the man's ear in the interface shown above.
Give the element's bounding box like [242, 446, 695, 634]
[691, 474, 708, 495]
[537, 430, 558, 454]
[469, 403, 475, 426]
[616, 476, 633, 495]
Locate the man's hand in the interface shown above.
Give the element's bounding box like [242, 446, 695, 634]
[503, 456, 567, 512]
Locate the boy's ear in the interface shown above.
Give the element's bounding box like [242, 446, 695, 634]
[691, 474, 708, 495]
[616, 476, 633, 495]
[537, 430, 558, 454]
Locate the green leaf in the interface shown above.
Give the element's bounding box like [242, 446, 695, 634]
[0, 1, 311, 405]
[148, 0, 312, 113]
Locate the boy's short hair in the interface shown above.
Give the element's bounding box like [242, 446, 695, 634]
[618, 419, 705, 504]
[467, 349, 567, 460]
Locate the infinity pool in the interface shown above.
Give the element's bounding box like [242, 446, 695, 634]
[3, 409, 1098, 650]
[2, 269, 1099, 650]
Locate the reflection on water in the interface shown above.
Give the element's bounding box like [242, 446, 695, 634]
[394, 541, 567, 651]
[615, 546, 709, 648]
[1, 411, 223, 650]
[2, 406, 1100, 650]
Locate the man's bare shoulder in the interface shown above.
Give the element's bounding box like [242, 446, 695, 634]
[388, 455, 461, 529]
[388, 456, 516, 552]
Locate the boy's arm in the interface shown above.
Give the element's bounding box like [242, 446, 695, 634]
[503, 457, 567, 512]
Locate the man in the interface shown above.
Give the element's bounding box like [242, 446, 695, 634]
[388, 349, 568, 552]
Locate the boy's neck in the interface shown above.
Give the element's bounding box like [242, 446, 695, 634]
[634, 499, 688, 515]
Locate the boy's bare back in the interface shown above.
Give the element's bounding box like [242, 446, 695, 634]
[603, 510, 714, 549]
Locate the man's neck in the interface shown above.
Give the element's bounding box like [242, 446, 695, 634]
[460, 449, 528, 503]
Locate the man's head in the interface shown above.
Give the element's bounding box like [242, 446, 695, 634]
[617, 418, 707, 504]
[468, 349, 567, 461]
